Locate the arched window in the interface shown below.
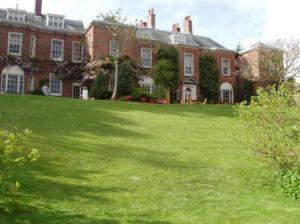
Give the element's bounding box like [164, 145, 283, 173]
[220, 82, 234, 103]
[1, 65, 24, 94]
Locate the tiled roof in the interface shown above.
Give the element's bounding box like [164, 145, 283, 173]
[0, 9, 84, 34]
[136, 27, 232, 51]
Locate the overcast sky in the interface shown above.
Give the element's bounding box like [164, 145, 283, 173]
[1, 0, 300, 50]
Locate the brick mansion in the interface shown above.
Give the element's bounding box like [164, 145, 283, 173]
[0, 0, 265, 103]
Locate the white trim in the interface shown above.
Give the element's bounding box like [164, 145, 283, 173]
[50, 39, 64, 61]
[141, 47, 153, 68]
[72, 41, 83, 62]
[221, 58, 231, 76]
[184, 53, 194, 76]
[7, 32, 23, 56]
[30, 35, 37, 58]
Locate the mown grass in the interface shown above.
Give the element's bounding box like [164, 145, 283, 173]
[0, 95, 299, 224]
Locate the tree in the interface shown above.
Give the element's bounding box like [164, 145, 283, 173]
[153, 59, 177, 103]
[199, 55, 219, 102]
[157, 47, 179, 102]
[95, 9, 138, 100]
[239, 38, 300, 85]
[118, 59, 139, 96]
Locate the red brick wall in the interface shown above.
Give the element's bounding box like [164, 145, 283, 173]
[0, 25, 82, 97]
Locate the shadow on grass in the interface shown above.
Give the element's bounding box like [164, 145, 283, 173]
[0, 202, 173, 224]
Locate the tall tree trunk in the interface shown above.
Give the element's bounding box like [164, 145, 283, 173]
[111, 59, 119, 100]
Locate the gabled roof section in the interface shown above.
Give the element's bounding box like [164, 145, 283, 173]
[0, 9, 84, 34]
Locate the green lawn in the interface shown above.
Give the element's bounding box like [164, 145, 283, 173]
[0, 95, 299, 224]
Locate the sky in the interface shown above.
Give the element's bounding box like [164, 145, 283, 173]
[1, 0, 300, 51]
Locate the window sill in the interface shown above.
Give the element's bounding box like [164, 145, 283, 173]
[72, 60, 83, 63]
[221, 74, 231, 77]
[7, 53, 22, 56]
[50, 93, 62, 96]
[184, 74, 194, 77]
[51, 58, 64, 62]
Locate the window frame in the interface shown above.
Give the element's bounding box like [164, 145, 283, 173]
[221, 58, 231, 76]
[141, 47, 153, 68]
[7, 32, 23, 56]
[49, 73, 63, 96]
[110, 39, 119, 57]
[50, 39, 64, 61]
[72, 41, 83, 62]
[1, 73, 24, 94]
[7, 9, 25, 22]
[184, 53, 194, 76]
[47, 14, 65, 28]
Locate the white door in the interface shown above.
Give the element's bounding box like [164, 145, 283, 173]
[183, 85, 196, 101]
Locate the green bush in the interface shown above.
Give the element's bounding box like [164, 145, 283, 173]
[131, 88, 155, 101]
[0, 128, 39, 203]
[91, 71, 110, 99]
[235, 84, 300, 199]
[118, 62, 138, 96]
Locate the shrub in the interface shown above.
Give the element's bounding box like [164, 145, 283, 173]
[0, 128, 39, 203]
[118, 62, 138, 96]
[91, 71, 109, 99]
[235, 84, 300, 199]
[131, 88, 155, 102]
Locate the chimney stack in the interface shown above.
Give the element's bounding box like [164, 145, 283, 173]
[172, 23, 181, 33]
[35, 0, 42, 16]
[147, 9, 156, 29]
[183, 16, 193, 34]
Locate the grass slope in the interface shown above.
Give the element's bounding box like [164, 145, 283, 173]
[0, 95, 299, 224]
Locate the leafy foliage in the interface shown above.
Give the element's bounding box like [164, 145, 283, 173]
[90, 71, 111, 99]
[235, 84, 300, 199]
[199, 55, 219, 102]
[0, 127, 39, 201]
[153, 59, 177, 93]
[157, 47, 179, 92]
[279, 168, 300, 200]
[117, 56, 142, 96]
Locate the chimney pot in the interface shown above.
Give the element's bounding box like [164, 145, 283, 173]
[172, 23, 181, 33]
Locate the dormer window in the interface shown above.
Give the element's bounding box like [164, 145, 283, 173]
[47, 14, 64, 28]
[7, 9, 25, 22]
[170, 34, 186, 44]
